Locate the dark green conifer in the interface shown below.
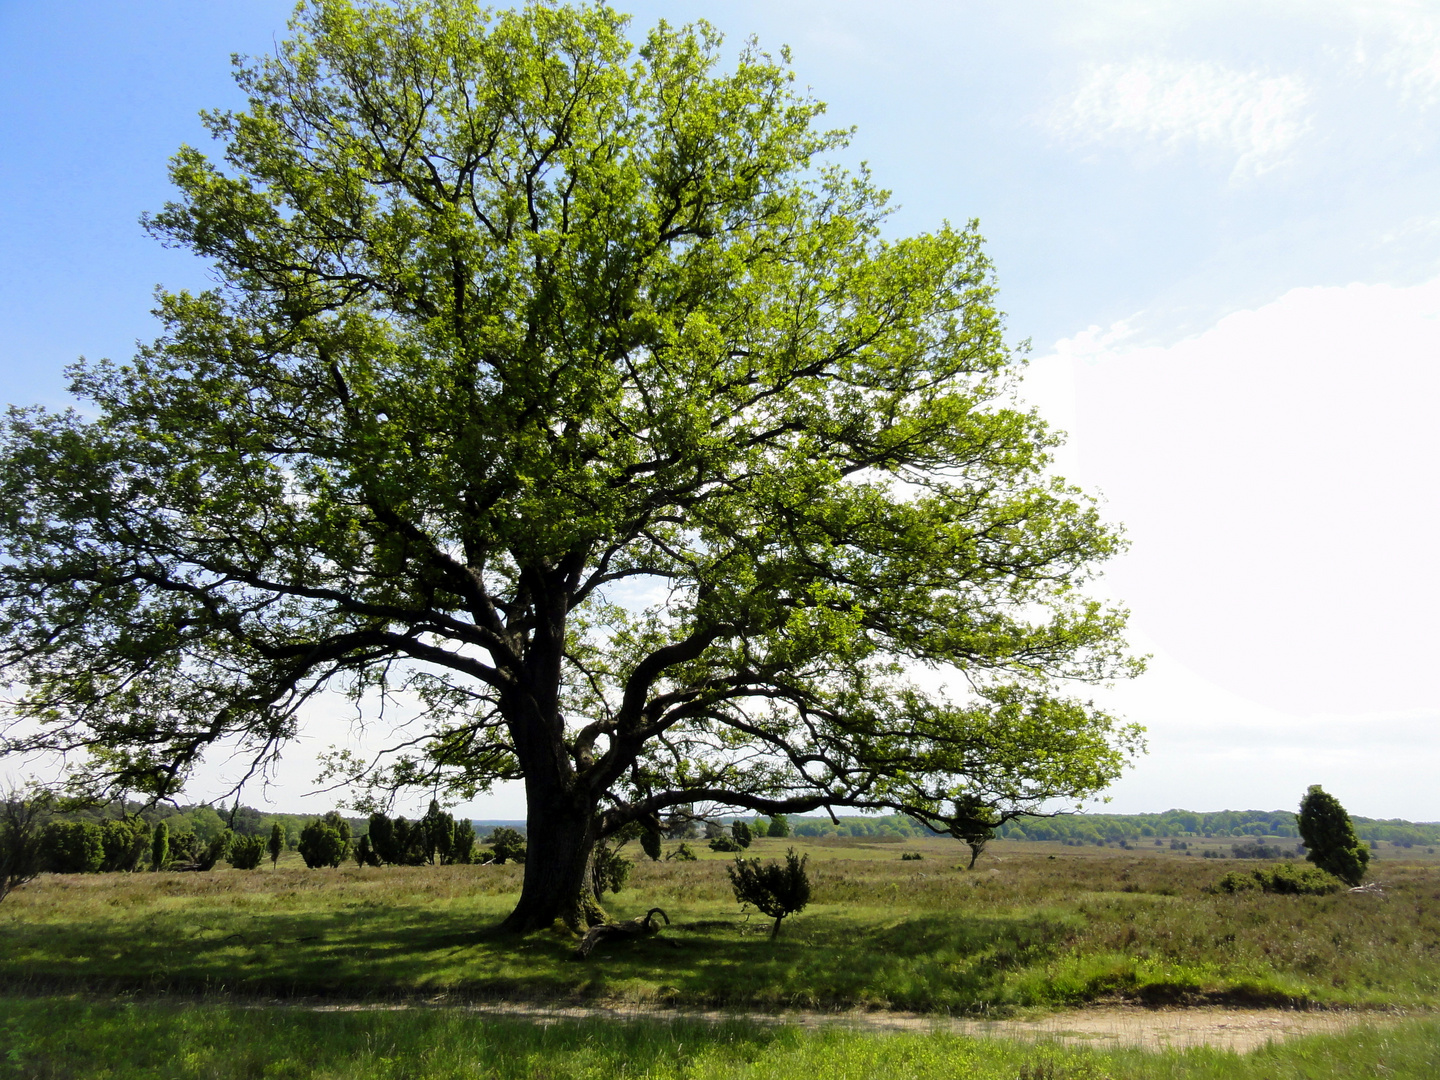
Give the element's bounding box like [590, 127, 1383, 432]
[151, 820, 169, 871]
[728, 848, 811, 939]
[1298, 785, 1369, 886]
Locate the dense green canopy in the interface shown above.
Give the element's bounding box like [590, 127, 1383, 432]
[1, 0, 1142, 929]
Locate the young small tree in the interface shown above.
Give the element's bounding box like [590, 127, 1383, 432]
[453, 820, 477, 865]
[42, 821, 104, 873]
[750, 818, 769, 839]
[323, 811, 352, 849]
[728, 848, 812, 940]
[196, 829, 232, 871]
[422, 800, 456, 864]
[297, 819, 347, 868]
[487, 827, 527, 865]
[229, 833, 267, 870]
[168, 830, 204, 866]
[1298, 785, 1370, 886]
[266, 822, 283, 867]
[152, 820, 170, 871]
[952, 795, 1000, 869]
[1, 790, 51, 901]
[731, 821, 753, 849]
[98, 818, 150, 873]
[766, 815, 791, 839]
[366, 812, 397, 865]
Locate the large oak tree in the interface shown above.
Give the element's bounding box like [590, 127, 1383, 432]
[0, 0, 1143, 931]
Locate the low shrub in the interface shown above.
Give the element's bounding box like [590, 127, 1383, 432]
[1231, 842, 1289, 860]
[590, 842, 632, 894]
[1213, 861, 1343, 895]
[196, 831, 231, 871]
[901, 851, 924, 861]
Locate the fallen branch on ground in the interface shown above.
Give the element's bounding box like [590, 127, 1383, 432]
[575, 908, 669, 959]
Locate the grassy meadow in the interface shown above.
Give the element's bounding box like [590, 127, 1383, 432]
[2, 996, 1439, 1080]
[2, 835, 1438, 1077]
[3, 836, 1437, 1011]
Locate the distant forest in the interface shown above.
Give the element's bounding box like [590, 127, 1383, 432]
[768, 810, 1440, 848]
[44, 803, 1440, 851]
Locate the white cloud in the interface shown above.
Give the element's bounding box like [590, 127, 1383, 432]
[1050, 58, 1311, 180]
[1091, 636, 1440, 820]
[1036, 278, 1440, 818]
[1352, 1, 1440, 107]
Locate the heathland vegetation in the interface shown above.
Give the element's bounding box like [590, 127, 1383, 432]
[2, 832, 1438, 1076]
[7, 796, 1436, 891]
[3, 831, 1437, 1009]
[9, 797, 1437, 884]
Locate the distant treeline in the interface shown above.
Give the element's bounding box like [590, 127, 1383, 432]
[995, 810, 1440, 847]
[7, 800, 533, 876]
[721, 810, 1440, 848]
[32, 802, 534, 855]
[39, 801, 369, 854]
[33, 803, 1440, 854]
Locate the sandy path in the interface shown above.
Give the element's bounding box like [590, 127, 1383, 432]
[303, 999, 1405, 1053]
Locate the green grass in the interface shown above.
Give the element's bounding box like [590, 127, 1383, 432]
[2, 840, 1436, 1013]
[2, 995, 1438, 1080]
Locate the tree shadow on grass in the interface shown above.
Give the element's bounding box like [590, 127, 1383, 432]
[0, 995, 808, 1080]
[562, 910, 1072, 1012]
[0, 906, 1069, 1011]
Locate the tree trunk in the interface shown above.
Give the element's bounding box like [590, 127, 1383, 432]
[498, 775, 605, 934]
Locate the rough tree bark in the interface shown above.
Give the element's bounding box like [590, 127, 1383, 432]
[497, 761, 605, 934]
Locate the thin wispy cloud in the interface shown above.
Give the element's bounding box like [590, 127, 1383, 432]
[1049, 58, 1311, 180]
[1367, 7, 1440, 107]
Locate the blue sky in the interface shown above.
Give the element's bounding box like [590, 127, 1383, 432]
[2, 1, 1437, 819]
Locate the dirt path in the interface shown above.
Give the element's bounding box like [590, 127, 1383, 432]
[302, 999, 1407, 1053]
